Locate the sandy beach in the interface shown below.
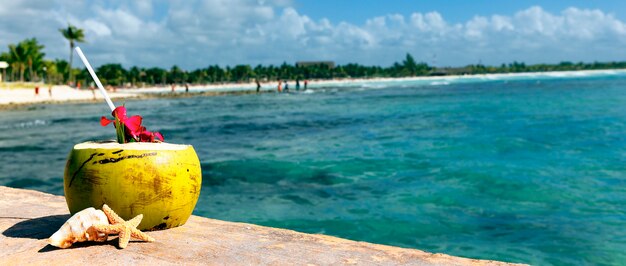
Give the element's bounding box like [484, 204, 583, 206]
[2, 69, 626, 109]
[0, 85, 139, 107]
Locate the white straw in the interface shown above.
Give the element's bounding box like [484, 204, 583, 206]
[74, 47, 116, 111]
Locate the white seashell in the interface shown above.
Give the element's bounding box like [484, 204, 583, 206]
[49, 207, 110, 248]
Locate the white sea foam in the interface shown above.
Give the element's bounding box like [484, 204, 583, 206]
[8, 119, 49, 129]
[0, 119, 48, 130]
[362, 84, 387, 89]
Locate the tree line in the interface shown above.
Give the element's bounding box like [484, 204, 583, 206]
[0, 36, 433, 86]
[2, 26, 626, 87]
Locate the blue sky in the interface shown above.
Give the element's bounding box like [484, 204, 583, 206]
[2, 0, 626, 69]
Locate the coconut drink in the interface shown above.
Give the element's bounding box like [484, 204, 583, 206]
[64, 140, 201, 230]
[62, 47, 202, 231]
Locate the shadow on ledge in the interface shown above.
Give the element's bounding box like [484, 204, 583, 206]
[3, 214, 69, 239]
[37, 238, 123, 253]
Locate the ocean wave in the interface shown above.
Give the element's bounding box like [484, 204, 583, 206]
[542, 70, 619, 78]
[361, 84, 387, 89]
[0, 119, 49, 130]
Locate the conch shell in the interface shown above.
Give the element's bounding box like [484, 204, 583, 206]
[49, 207, 110, 248]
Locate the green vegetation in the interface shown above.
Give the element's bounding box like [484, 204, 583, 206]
[3, 36, 626, 87]
[0, 39, 69, 84]
[1, 38, 45, 82]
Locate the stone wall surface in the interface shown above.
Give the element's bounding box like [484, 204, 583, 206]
[0, 186, 524, 265]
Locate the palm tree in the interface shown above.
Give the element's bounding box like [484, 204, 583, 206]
[23, 38, 45, 81]
[403, 53, 418, 76]
[5, 38, 46, 82]
[8, 43, 27, 81]
[59, 24, 85, 84]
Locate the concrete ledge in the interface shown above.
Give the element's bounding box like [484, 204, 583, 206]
[0, 186, 522, 265]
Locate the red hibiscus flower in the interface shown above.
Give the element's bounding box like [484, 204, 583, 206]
[100, 106, 164, 143]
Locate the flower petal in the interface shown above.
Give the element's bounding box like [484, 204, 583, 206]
[124, 115, 143, 134]
[138, 130, 152, 142]
[154, 132, 164, 142]
[112, 106, 128, 121]
[100, 116, 114, 127]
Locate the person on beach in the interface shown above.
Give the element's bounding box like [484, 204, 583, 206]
[256, 79, 261, 93]
[304, 80, 308, 90]
[34, 86, 39, 96]
[284, 80, 289, 92]
[296, 79, 300, 90]
[171, 84, 176, 92]
[77, 81, 81, 90]
[48, 85, 52, 97]
[277, 80, 282, 92]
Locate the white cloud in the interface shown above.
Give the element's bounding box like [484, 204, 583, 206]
[465, 16, 490, 39]
[411, 12, 448, 33]
[83, 19, 112, 37]
[561, 7, 626, 39]
[491, 15, 513, 32]
[134, 0, 153, 17]
[515, 6, 563, 36]
[1, 2, 626, 69]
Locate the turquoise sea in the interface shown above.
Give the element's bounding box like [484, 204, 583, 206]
[2, 71, 626, 265]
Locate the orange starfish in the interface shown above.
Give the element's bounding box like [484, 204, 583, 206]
[91, 204, 155, 249]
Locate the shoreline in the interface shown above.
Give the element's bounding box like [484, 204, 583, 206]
[0, 87, 274, 111]
[2, 68, 625, 110]
[0, 85, 140, 110]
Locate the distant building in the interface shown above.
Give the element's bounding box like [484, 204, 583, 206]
[0, 61, 8, 82]
[296, 61, 335, 69]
